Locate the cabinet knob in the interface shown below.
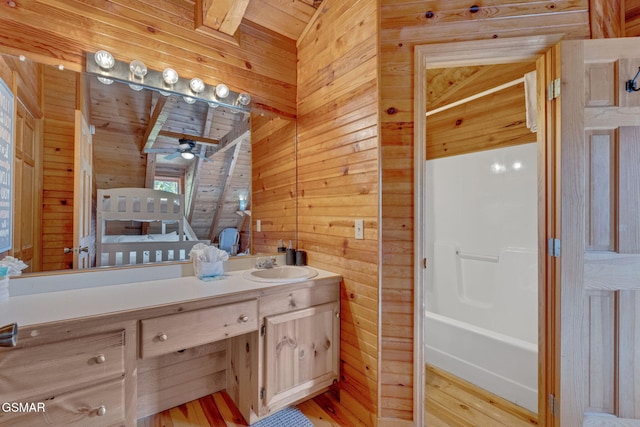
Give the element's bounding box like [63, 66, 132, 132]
[95, 354, 106, 364]
[239, 315, 249, 323]
[157, 333, 168, 342]
[96, 405, 107, 416]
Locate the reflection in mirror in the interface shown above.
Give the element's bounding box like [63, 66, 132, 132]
[0, 51, 252, 273]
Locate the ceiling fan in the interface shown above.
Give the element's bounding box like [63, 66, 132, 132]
[146, 138, 212, 161]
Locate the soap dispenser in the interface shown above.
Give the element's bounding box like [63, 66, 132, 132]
[277, 239, 286, 253]
[286, 240, 296, 265]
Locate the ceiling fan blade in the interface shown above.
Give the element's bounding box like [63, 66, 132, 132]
[195, 152, 212, 162]
[145, 148, 179, 153]
[164, 152, 181, 160]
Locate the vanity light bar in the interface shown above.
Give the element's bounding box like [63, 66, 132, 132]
[85, 52, 251, 112]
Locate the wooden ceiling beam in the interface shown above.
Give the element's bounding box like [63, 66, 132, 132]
[201, 0, 250, 36]
[208, 140, 243, 242]
[142, 95, 171, 153]
[157, 130, 220, 146]
[186, 105, 217, 221]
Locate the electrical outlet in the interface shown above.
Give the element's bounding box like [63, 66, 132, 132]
[355, 219, 364, 240]
[256, 219, 261, 232]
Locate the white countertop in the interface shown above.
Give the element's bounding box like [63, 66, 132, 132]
[0, 266, 340, 328]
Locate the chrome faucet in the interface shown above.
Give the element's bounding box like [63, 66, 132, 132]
[255, 257, 277, 269]
[0, 323, 18, 347]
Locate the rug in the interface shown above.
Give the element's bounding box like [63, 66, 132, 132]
[249, 407, 314, 427]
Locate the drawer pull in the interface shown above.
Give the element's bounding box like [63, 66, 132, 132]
[95, 354, 106, 364]
[239, 315, 249, 323]
[157, 333, 168, 342]
[96, 405, 107, 417]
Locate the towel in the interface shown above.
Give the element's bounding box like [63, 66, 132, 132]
[524, 71, 537, 133]
[189, 243, 229, 279]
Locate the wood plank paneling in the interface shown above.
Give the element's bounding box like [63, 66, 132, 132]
[251, 116, 296, 254]
[426, 80, 534, 160]
[42, 67, 77, 271]
[0, 0, 297, 118]
[380, 0, 592, 422]
[297, 0, 379, 425]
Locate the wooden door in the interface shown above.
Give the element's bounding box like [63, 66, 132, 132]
[558, 38, 640, 426]
[73, 110, 92, 269]
[12, 101, 40, 272]
[263, 301, 339, 415]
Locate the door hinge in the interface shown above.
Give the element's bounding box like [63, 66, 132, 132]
[548, 393, 558, 417]
[547, 78, 561, 101]
[548, 238, 561, 257]
[260, 324, 266, 337]
[260, 387, 265, 400]
[423, 258, 427, 269]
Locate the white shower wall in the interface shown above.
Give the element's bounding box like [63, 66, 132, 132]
[425, 142, 539, 411]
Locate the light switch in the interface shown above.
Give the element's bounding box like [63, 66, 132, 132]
[256, 219, 261, 232]
[355, 219, 364, 240]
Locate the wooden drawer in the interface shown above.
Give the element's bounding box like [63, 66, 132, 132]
[0, 331, 125, 402]
[259, 281, 339, 318]
[140, 299, 258, 359]
[0, 378, 125, 426]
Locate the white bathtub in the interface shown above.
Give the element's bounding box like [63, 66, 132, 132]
[425, 310, 538, 412]
[424, 144, 539, 413]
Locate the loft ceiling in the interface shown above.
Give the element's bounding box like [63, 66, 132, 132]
[196, 0, 321, 41]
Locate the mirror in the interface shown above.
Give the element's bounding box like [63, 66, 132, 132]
[1, 51, 252, 273]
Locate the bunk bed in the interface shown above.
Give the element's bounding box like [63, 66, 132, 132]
[96, 188, 210, 267]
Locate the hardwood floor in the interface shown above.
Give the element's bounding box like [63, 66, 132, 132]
[137, 390, 367, 427]
[425, 365, 539, 426]
[138, 366, 538, 426]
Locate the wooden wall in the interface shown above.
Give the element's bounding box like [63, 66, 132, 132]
[379, 0, 591, 422]
[0, 0, 296, 119]
[427, 82, 531, 159]
[41, 67, 78, 271]
[251, 115, 297, 254]
[296, 1, 379, 424]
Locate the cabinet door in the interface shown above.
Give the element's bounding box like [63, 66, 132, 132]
[263, 301, 339, 414]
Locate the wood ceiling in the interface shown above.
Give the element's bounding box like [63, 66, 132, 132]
[196, 0, 321, 41]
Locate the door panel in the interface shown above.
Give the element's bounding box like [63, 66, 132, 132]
[12, 101, 39, 272]
[73, 110, 92, 269]
[559, 38, 640, 426]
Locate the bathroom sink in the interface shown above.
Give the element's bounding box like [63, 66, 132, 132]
[243, 266, 318, 283]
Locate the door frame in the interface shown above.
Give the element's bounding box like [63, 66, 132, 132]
[413, 34, 563, 426]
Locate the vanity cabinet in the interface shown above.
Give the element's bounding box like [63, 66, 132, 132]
[139, 299, 258, 358]
[0, 320, 136, 426]
[263, 301, 340, 413]
[1, 271, 341, 426]
[227, 279, 341, 423]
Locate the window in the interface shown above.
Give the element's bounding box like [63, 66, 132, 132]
[154, 177, 180, 194]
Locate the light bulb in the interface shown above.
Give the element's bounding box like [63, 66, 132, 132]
[181, 151, 195, 160]
[94, 50, 115, 70]
[208, 102, 219, 108]
[189, 77, 205, 93]
[237, 93, 251, 106]
[183, 96, 196, 104]
[129, 59, 147, 78]
[97, 77, 114, 85]
[159, 90, 171, 96]
[215, 84, 229, 99]
[162, 67, 179, 85]
[129, 84, 144, 91]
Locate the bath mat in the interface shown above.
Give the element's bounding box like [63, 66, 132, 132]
[249, 407, 314, 427]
